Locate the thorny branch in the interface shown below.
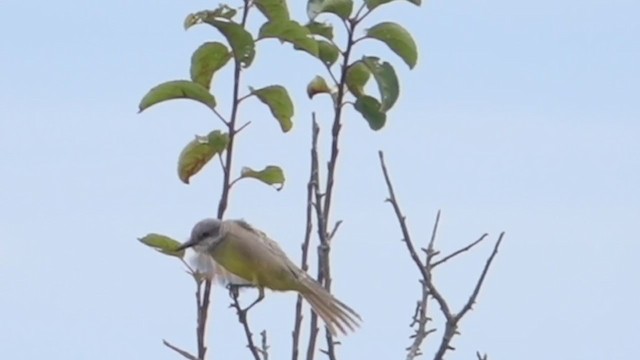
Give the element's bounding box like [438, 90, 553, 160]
[378, 151, 504, 360]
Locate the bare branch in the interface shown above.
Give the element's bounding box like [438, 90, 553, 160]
[192, 2, 255, 359]
[456, 233, 504, 321]
[258, 330, 270, 360]
[476, 351, 488, 360]
[306, 14, 365, 359]
[292, 115, 319, 360]
[229, 287, 262, 360]
[432, 234, 488, 268]
[378, 151, 429, 281]
[379, 150, 504, 360]
[328, 220, 343, 241]
[163, 340, 200, 360]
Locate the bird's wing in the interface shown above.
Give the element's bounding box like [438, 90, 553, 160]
[234, 219, 290, 258]
[232, 219, 302, 272]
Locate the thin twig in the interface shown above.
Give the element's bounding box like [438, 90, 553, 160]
[258, 330, 270, 360]
[476, 351, 488, 360]
[235, 120, 252, 134]
[229, 288, 262, 360]
[163, 340, 200, 360]
[292, 116, 320, 360]
[212, 107, 229, 126]
[327, 220, 342, 241]
[431, 234, 488, 268]
[307, 119, 324, 360]
[456, 233, 504, 321]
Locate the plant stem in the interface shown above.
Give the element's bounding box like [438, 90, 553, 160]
[306, 16, 359, 360]
[196, 2, 257, 359]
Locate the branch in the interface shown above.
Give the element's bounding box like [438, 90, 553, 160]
[259, 330, 270, 360]
[431, 234, 488, 268]
[163, 340, 200, 360]
[229, 287, 262, 360]
[378, 151, 505, 360]
[292, 116, 319, 360]
[194, 1, 256, 359]
[456, 233, 504, 321]
[305, 15, 361, 360]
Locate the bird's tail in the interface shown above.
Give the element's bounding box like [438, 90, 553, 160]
[298, 274, 361, 336]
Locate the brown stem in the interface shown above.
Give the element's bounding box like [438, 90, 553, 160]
[292, 116, 320, 360]
[195, 2, 258, 359]
[305, 16, 359, 360]
[378, 151, 505, 360]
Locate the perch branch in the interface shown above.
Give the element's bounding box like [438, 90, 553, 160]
[378, 151, 504, 360]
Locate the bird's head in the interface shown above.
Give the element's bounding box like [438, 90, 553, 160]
[176, 218, 223, 252]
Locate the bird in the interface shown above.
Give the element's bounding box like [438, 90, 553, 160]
[176, 218, 361, 335]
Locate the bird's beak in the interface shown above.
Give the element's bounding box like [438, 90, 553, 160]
[176, 238, 198, 251]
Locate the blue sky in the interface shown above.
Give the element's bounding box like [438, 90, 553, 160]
[1, 0, 639, 359]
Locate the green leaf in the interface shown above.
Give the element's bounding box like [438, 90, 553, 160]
[317, 40, 340, 66]
[259, 20, 318, 57]
[138, 234, 185, 258]
[254, 0, 290, 21]
[354, 95, 386, 130]
[345, 62, 371, 97]
[307, 0, 354, 21]
[307, 75, 331, 98]
[190, 42, 232, 89]
[240, 165, 286, 190]
[177, 130, 229, 184]
[366, 22, 417, 69]
[306, 21, 333, 40]
[139, 80, 216, 113]
[362, 56, 399, 112]
[364, 0, 421, 10]
[251, 85, 294, 132]
[184, 6, 237, 28]
[185, 14, 256, 67]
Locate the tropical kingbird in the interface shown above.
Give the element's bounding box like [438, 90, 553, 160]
[177, 218, 361, 335]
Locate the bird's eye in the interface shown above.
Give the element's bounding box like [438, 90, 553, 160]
[201, 232, 210, 239]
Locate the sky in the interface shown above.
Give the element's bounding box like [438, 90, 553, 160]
[1, 0, 639, 359]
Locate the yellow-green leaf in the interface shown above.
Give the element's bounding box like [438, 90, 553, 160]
[251, 85, 294, 132]
[185, 13, 256, 67]
[138, 233, 185, 258]
[177, 130, 229, 184]
[190, 42, 232, 89]
[364, 0, 421, 10]
[306, 21, 334, 40]
[138, 80, 216, 113]
[362, 56, 399, 112]
[254, 0, 290, 21]
[307, 0, 354, 21]
[240, 165, 286, 190]
[354, 95, 386, 130]
[259, 20, 319, 57]
[345, 62, 371, 97]
[366, 22, 417, 69]
[184, 6, 237, 29]
[307, 75, 331, 98]
[317, 40, 340, 66]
